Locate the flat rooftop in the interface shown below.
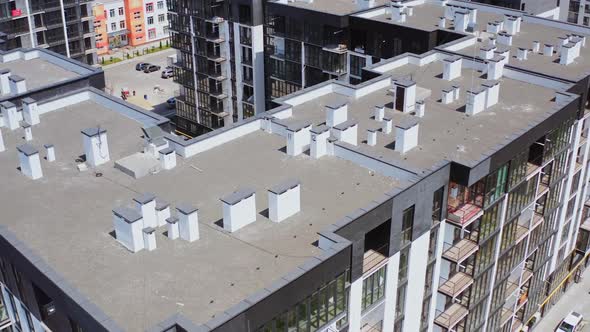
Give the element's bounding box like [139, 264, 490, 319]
[0, 49, 93, 98]
[276, 0, 389, 16]
[287, 57, 560, 173]
[356, 1, 590, 81]
[0, 93, 399, 330]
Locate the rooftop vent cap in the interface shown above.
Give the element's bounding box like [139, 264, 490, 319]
[17, 143, 42, 180]
[8, 74, 26, 95]
[44, 144, 55, 162]
[310, 125, 330, 159]
[134, 193, 157, 228]
[532, 41, 540, 53]
[1, 101, 19, 130]
[268, 179, 301, 223]
[156, 199, 171, 227]
[22, 97, 39, 126]
[517, 47, 528, 61]
[166, 216, 180, 239]
[487, 55, 505, 80]
[482, 81, 500, 108]
[543, 44, 554, 56]
[443, 56, 462, 81]
[221, 189, 257, 232]
[159, 147, 176, 170]
[23, 123, 32, 141]
[325, 101, 348, 127]
[177, 203, 200, 242]
[331, 119, 358, 146]
[374, 105, 385, 122]
[113, 207, 144, 253]
[453, 10, 469, 33]
[286, 121, 312, 156]
[382, 116, 393, 134]
[465, 86, 487, 116]
[395, 118, 419, 154]
[0, 69, 10, 95]
[81, 127, 110, 167]
[142, 227, 157, 251]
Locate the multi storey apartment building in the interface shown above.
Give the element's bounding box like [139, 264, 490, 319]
[469, 0, 560, 17]
[93, 0, 170, 55]
[561, 0, 590, 26]
[1, 1, 590, 332]
[0, 0, 97, 65]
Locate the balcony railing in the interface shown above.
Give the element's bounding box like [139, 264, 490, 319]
[434, 303, 468, 330]
[500, 307, 513, 327]
[438, 272, 473, 298]
[515, 224, 529, 245]
[442, 239, 478, 264]
[520, 267, 533, 286]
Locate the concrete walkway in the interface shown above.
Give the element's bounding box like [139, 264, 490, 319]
[99, 38, 171, 63]
[533, 266, 590, 331]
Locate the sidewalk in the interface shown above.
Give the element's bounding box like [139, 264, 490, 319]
[98, 38, 171, 64]
[533, 266, 590, 331]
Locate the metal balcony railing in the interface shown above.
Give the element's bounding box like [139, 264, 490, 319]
[434, 303, 468, 330]
[438, 272, 473, 298]
[362, 244, 388, 275]
[442, 239, 478, 264]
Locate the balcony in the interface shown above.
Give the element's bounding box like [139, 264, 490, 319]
[208, 54, 226, 63]
[0, 300, 10, 329]
[520, 267, 533, 285]
[506, 281, 519, 298]
[512, 318, 523, 332]
[363, 246, 388, 275]
[442, 238, 478, 264]
[434, 303, 468, 330]
[323, 44, 348, 54]
[501, 307, 513, 327]
[531, 212, 544, 230]
[515, 224, 529, 245]
[438, 272, 473, 298]
[447, 182, 484, 227]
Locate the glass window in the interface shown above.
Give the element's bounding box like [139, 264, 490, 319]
[109, 8, 115, 17]
[118, 7, 124, 15]
[401, 206, 414, 246]
[432, 186, 444, 223]
[398, 246, 410, 283]
[362, 265, 386, 311]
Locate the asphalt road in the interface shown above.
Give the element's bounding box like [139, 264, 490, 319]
[102, 49, 178, 119]
[533, 266, 590, 331]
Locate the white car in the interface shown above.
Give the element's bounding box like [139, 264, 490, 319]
[556, 311, 583, 332]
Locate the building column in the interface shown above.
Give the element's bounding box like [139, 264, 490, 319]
[382, 252, 400, 332]
[251, 24, 265, 115]
[348, 277, 363, 332]
[403, 232, 430, 331]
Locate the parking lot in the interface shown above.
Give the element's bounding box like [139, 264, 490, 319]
[103, 48, 178, 118]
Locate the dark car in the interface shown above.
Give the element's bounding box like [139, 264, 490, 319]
[167, 97, 176, 108]
[136, 62, 150, 71]
[144, 65, 161, 73]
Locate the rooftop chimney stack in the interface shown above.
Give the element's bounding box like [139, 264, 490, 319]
[331, 120, 358, 146]
[0, 129, 4, 152]
[268, 180, 301, 223]
[286, 122, 312, 156]
[113, 207, 145, 253]
[374, 105, 385, 122]
[443, 56, 462, 81]
[325, 101, 348, 127]
[482, 81, 500, 108]
[466, 86, 487, 116]
[395, 119, 419, 154]
[9, 75, 26, 95]
[0, 69, 10, 95]
[452, 85, 460, 101]
[367, 128, 377, 146]
[357, 0, 375, 10]
[504, 16, 517, 35]
[480, 45, 496, 60]
[489, 37, 496, 46]
[383, 116, 393, 134]
[17, 144, 42, 180]
[23, 123, 32, 141]
[560, 43, 577, 65]
[497, 32, 513, 46]
[487, 21, 500, 34]
[558, 36, 568, 52]
[391, 3, 406, 23]
[438, 16, 446, 28]
[156, 199, 171, 227]
[310, 125, 330, 159]
[159, 147, 177, 170]
[517, 47, 528, 61]
[142, 227, 157, 251]
[177, 204, 200, 242]
[1, 101, 19, 130]
[166, 217, 179, 239]
[415, 100, 425, 117]
[487, 55, 505, 80]
[532, 41, 540, 53]
[81, 127, 110, 167]
[454, 10, 469, 33]
[22, 98, 39, 126]
[221, 188, 257, 232]
[442, 87, 454, 104]
[134, 193, 157, 228]
[543, 44, 554, 56]
[468, 8, 477, 25]
[394, 79, 417, 113]
[44, 144, 55, 162]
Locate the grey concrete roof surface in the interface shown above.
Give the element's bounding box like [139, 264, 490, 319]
[0, 58, 79, 93]
[287, 60, 559, 173]
[276, 0, 389, 16]
[0, 99, 399, 330]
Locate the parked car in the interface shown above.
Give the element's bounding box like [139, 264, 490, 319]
[167, 97, 176, 108]
[136, 62, 150, 71]
[556, 311, 583, 332]
[144, 65, 161, 73]
[161, 68, 174, 79]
